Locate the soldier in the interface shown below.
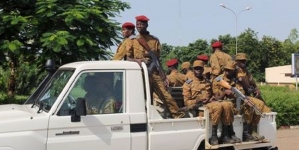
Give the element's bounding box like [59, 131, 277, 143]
[235, 53, 271, 141]
[114, 15, 185, 118]
[113, 22, 141, 60]
[212, 61, 241, 144]
[166, 58, 187, 87]
[133, 15, 184, 118]
[84, 74, 116, 114]
[182, 60, 222, 145]
[209, 41, 233, 80]
[197, 54, 211, 80]
[180, 61, 194, 79]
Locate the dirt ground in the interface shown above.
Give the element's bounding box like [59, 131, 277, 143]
[274, 128, 299, 150]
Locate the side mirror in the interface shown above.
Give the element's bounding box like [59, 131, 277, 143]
[71, 98, 87, 122]
[45, 59, 56, 74]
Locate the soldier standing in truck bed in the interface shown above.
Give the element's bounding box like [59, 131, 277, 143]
[113, 16, 184, 118]
[113, 22, 139, 60]
[209, 41, 233, 81]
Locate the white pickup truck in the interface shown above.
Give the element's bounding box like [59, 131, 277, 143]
[0, 60, 278, 150]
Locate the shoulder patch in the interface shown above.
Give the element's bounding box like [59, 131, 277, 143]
[185, 78, 193, 84]
[215, 76, 223, 82]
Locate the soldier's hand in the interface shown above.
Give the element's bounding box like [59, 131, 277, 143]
[244, 99, 253, 107]
[254, 89, 261, 98]
[224, 89, 233, 95]
[163, 79, 170, 89]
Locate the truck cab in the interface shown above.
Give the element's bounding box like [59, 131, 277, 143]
[0, 61, 277, 150]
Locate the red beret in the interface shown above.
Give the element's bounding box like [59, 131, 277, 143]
[211, 41, 223, 48]
[166, 59, 178, 67]
[122, 22, 135, 28]
[197, 55, 209, 61]
[135, 15, 150, 22]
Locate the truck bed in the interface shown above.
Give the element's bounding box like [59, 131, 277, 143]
[146, 87, 277, 150]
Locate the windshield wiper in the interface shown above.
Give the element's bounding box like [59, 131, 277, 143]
[37, 102, 44, 113]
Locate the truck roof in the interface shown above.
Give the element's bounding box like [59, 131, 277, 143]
[60, 60, 142, 70]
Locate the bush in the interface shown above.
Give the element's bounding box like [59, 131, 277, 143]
[260, 85, 299, 128]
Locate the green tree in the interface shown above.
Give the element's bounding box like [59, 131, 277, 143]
[0, 0, 130, 99]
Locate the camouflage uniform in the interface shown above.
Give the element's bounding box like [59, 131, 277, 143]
[185, 70, 194, 79]
[203, 65, 211, 81]
[136, 33, 184, 118]
[235, 53, 268, 141]
[113, 35, 144, 60]
[85, 92, 116, 114]
[237, 67, 271, 113]
[84, 76, 116, 114]
[181, 62, 194, 79]
[183, 60, 222, 145]
[235, 53, 271, 113]
[167, 69, 187, 87]
[209, 41, 233, 80]
[212, 74, 237, 125]
[197, 54, 212, 81]
[183, 77, 222, 125]
[212, 61, 241, 144]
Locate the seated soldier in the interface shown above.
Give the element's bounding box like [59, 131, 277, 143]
[212, 61, 241, 144]
[166, 58, 187, 87]
[84, 73, 117, 114]
[197, 54, 211, 81]
[180, 61, 194, 79]
[183, 60, 222, 145]
[235, 53, 270, 141]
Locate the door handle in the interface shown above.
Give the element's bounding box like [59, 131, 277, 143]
[56, 131, 80, 136]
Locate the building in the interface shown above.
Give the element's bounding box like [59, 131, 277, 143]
[265, 65, 297, 85]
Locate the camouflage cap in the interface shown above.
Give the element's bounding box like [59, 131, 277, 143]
[224, 61, 237, 70]
[235, 53, 247, 60]
[193, 60, 204, 68]
[181, 62, 191, 70]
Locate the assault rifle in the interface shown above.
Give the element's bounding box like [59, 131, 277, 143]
[137, 37, 169, 91]
[238, 77, 266, 103]
[217, 78, 265, 118]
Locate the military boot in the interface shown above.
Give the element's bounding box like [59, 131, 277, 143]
[251, 125, 265, 141]
[210, 125, 219, 145]
[243, 123, 256, 142]
[221, 125, 234, 144]
[227, 125, 241, 143]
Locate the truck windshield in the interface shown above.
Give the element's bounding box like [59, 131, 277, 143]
[36, 69, 74, 112]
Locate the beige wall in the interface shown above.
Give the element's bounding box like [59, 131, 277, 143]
[265, 65, 297, 84]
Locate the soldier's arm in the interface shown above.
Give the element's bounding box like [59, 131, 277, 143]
[113, 41, 126, 60]
[155, 39, 161, 58]
[103, 98, 117, 114]
[179, 73, 188, 85]
[113, 39, 133, 60]
[248, 72, 258, 88]
[209, 55, 221, 76]
[182, 83, 197, 107]
[212, 80, 226, 100]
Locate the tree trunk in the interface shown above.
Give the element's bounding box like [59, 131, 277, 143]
[7, 56, 17, 103]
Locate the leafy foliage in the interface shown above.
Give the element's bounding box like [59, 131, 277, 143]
[260, 85, 299, 128]
[0, 0, 130, 97]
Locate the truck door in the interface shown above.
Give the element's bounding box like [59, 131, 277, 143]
[47, 71, 131, 150]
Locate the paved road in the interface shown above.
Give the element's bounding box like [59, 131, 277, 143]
[274, 128, 299, 150]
